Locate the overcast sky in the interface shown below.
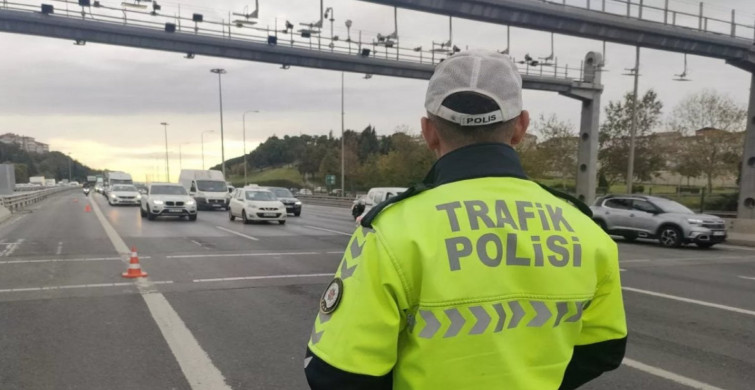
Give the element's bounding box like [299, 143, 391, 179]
[1, 0, 754, 182]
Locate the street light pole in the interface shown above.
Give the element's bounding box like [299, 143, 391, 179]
[179, 143, 189, 171]
[341, 71, 345, 196]
[626, 46, 641, 194]
[242, 109, 260, 186]
[201, 130, 214, 170]
[210, 68, 227, 177]
[161, 122, 170, 181]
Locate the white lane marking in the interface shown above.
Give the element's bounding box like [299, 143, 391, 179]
[717, 244, 755, 252]
[56, 241, 63, 255]
[304, 225, 352, 236]
[0, 281, 171, 293]
[216, 226, 259, 241]
[89, 196, 231, 390]
[167, 251, 330, 259]
[619, 268, 626, 272]
[738, 276, 755, 281]
[191, 240, 203, 247]
[623, 358, 724, 390]
[622, 259, 651, 263]
[193, 273, 333, 283]
[623, 286, 755, 317]
[0, 239, 23, 257]
[0, 256, 151, 265]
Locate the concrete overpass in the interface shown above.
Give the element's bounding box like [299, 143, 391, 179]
[359, 0, 755, 218]
[0, 5, 603, 203]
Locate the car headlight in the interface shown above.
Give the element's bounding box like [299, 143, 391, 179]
[687, 218, 703, 225]
[295, 201, 302, 205]
[152, 200, 164, 205]
[136, 194, 142, 200]
[110, 193, 117, 198]
[185, 200, 196, 206]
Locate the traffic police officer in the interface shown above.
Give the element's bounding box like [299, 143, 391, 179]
[304, 50, 627, 390]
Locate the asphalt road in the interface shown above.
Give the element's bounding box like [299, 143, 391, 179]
[0, 189, 753, 389]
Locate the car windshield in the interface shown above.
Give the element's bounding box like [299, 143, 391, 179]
[112, 185, 137, 192]
[110, 179, 131, 185]
[271, 188, 293, 198]
[196, 180, 227, 192]
[150, 185, 187, 195]
[246, 191, 275, 201]
[652, 198, 694, 214]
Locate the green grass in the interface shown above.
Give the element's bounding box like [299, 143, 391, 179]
[227, 167, 304, 187]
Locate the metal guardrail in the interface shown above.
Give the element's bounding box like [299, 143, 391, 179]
[298, 195, 354, 209]
[0, 186, 75, 212]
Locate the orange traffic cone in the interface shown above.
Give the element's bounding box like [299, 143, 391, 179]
[122, 247, 148, 278]
[84, 204, 91, 213]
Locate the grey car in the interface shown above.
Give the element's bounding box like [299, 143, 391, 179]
[590, 195, 727, 248]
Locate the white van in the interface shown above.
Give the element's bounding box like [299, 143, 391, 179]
[355, 187, 408, 221]
[178, 169, 229, 210]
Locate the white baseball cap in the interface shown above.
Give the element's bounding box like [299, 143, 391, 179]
[425, 50, 523, 127]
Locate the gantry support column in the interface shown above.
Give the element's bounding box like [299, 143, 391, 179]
[562, 52, 603, 205]
[738, 73, 755, 219]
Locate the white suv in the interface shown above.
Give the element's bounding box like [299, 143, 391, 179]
[140, 183, 198, 221]
[229, 187, 287, 225]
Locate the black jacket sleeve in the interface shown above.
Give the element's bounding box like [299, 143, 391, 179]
[559, 337, 627, 390]
[305, 348, 393, 390]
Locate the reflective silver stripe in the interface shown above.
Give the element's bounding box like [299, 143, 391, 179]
[553, 302, 570, 327]
[318, 312, 331, 324]
[528, 301, 552, 327]
[419, 310, 441, 339]
[340, 260, 357, 280]
[493, 303, 506, 332]
[508, 301, 525, 328]
[310, 325, 324, 345]
[444, 308, 465, 338]
[349, 237, 365, 259]
[304, 356, 313, 368]
[565, 301, 588, 323]
[469, 306, 491, 335]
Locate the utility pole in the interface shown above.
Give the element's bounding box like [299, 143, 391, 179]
[161, 122, 170, 181]
[341, 72, 345, 196]
[210, 68, 227, 177]
[626, 46, 640, 194]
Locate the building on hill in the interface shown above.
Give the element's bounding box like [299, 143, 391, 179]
[0, 133, 49, 154]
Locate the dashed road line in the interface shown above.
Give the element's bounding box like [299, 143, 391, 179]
[0, 256, 151, 265]
[623, 286, 755, 317]
[55, 241, 63, 255]
[166, 251, 335, 259]
[193, 273, 333, 283]
[623, 358, 724, 390]
[738, 276, 755, 281]
[0, 282, 150, 293]
[304, 225, 352, 236]
[90, 196, 232, 390]
[216, 226, 259, 241]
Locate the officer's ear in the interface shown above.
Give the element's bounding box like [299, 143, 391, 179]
[509, 110, 530, 146]
[421, 116, 441, 156]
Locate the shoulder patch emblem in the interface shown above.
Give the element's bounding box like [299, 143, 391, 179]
[320, 278, 344, 314]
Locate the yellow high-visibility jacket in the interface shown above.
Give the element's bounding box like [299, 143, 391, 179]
[305, 143, 627, 390]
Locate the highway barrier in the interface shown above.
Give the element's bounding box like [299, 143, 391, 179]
[298, 195, 353, 209]
[0, 187, 76, 213]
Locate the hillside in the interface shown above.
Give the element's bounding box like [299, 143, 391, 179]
[213, 126, 435, 192]
[0, 142, 100, 183]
